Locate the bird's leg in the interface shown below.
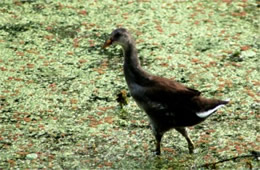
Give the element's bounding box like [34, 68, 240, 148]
[175, 127, 194, 154]
[150, 125, 163, 155]
[150, 121, 163, 155]
[155, 133, 162, 155]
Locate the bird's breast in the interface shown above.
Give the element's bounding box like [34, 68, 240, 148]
[128, 83, 166, 112]
[127, 82, 145, 97]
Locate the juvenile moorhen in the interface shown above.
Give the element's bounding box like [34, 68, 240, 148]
[103, 28, 229, 155]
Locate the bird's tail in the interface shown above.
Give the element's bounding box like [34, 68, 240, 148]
[196, 98, 229, 118]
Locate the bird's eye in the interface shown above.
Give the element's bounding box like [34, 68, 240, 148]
[114, 32, 121, 39]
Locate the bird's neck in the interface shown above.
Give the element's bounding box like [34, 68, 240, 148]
[123, 42, 140, 67]
[122, 42, 150, 86]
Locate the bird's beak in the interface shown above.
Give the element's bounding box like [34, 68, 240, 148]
[102, 39, 112, 49]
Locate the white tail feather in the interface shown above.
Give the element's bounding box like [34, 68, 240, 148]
[196, 98, 230, 118]
[224, 98, 230, 102]
[196, 104, 225, 118]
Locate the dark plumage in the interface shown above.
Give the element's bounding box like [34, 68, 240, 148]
[103, 28, 229, 155]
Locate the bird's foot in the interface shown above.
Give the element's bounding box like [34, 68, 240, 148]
[153, 149, 161, 156]
[188, 144, 195, 154]
[188, 141, 195, 154]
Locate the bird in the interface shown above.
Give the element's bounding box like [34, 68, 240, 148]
[103, 28, 229, 155]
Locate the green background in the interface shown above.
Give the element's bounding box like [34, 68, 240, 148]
[0, 0, 259, 169]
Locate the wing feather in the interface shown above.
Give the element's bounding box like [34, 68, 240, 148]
[144, 76, 201, 104]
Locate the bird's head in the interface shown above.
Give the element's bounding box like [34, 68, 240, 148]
[103, 28, 132, 49]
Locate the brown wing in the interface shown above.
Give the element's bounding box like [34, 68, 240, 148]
[143, 76, 228, 113]
[145, 76, 201, 104]
[138, 76, 202, 118]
